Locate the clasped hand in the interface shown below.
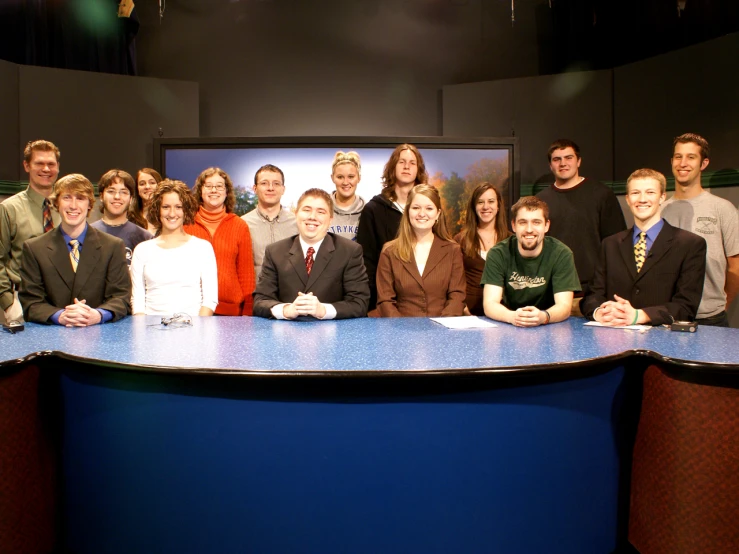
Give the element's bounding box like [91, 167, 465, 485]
[283, 292, 326, 319]
[511, 306, 545, 327]
[595, 294, 638, 327]
[59, 298, 101, 327]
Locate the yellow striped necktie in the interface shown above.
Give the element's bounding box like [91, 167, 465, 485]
[69, 239, 80, 272]
[634, 231, 647, 272]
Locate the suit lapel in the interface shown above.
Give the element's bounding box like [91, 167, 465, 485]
[288, 236, 309, 287]
[618, 227, 639, 282]
[46, 228, 76, 292]
[72, 227, 102, 298]
[306, 234, 334, 290]
[422, 237, 449, 279]
[403, 251, 424, 288]
[635, 222, 675, 281]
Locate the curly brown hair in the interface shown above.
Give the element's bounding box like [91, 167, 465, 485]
[380, 144, 428, 202]
[147, 179, 198, 235]
[193, 167, 236, 213]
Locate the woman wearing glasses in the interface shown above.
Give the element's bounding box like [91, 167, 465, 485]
[130, 179, 218, 316]
[184, 167, 256, 315]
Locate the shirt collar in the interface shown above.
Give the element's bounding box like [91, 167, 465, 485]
[256, 206, 286, 222]
[633, 218, 664, 244]
[25, 185, 49, 208]
[61, 224, 89, 247]
[299, 235, 325, 258]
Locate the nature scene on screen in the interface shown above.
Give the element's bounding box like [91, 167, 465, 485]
[165, 146, 510, 235]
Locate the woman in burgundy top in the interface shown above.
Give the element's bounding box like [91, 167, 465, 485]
[453, 183, 510, 316]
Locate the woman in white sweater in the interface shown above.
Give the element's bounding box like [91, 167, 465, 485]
[130, 179, 218, 316]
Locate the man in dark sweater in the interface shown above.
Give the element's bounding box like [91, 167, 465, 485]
[536, 139, 626, 306]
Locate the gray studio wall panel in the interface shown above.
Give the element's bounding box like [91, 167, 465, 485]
[18, 65, 199, 181]
[133, 1, 555, 138]
[442, 71, 614, 186]
[613, 33, 739, 179]
[0, 59, 20, 181]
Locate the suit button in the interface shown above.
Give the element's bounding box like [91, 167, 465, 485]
[635, 288, 640, 294]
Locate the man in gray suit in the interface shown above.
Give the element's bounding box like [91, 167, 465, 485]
[253, 188, 369, 320]
[19, 174, 131, 325]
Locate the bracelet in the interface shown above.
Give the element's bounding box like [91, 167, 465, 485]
[631, 309, 639, 326]
[543, 310, 551, 324]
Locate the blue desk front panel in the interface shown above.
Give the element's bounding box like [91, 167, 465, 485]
[61, 364, 625, 554]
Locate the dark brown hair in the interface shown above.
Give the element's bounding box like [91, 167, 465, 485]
[98, 169, 135, 214]
[547, 139, 581, 162]
[510, 196, 550, 222]
[458, 183, 510, 259]
[673, 133, 710, 161]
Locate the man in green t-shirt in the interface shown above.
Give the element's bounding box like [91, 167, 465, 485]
[481, 196, 580, 327]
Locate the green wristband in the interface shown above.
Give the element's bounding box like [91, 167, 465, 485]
[631, 309, 639, 326]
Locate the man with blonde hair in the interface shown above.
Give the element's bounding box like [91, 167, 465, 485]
[19, 174, 131, 325]
[582, 168, 706, 326]
[0, 140, 61, 323]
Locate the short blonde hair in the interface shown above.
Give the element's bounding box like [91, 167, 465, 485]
[50, 174, 95, 214]
[627, 168, 667, 195]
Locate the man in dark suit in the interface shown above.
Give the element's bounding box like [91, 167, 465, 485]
[253, 188, 369, 319]
[582, 168, 706, 326]
[19, 174, 131, 325]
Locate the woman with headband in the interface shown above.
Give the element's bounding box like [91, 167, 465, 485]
[328, 150, 365, 241]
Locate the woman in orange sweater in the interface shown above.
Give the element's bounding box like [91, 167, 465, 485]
[184, 167, 256, 315]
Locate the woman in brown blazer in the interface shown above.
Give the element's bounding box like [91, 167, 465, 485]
[376, 184, 466, 317]
[453, 183, 510, 316]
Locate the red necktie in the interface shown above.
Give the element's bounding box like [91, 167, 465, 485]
[42, 199, 53, 232]
[305, 246, 315, 276]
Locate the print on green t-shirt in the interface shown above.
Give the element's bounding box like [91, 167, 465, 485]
[480, 236, 580, 311]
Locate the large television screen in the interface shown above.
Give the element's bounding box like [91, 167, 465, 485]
[155, 137, 519, 234]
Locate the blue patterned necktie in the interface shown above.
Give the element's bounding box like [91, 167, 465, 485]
[634, 232, 647, 272]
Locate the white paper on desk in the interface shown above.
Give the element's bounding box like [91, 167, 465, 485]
[430, 316, 497, 329]
[584, 321, 651, 331]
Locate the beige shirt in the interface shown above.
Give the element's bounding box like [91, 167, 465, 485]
[242, 206, 297, 282]
[0, 186, 61, 310]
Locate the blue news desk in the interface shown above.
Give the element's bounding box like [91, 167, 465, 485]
[1, 317, 738, 554]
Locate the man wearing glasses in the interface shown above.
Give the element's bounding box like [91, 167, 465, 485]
[90, 169, 152, 265]
[242, 164, 297, 280]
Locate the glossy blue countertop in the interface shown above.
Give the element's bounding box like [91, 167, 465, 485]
[1, 316, 737, 375]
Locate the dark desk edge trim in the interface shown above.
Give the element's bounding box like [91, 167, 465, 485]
[1, 349, 737, 378]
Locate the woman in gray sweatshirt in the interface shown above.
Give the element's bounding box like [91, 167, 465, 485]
[329, 150, 365, 241]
